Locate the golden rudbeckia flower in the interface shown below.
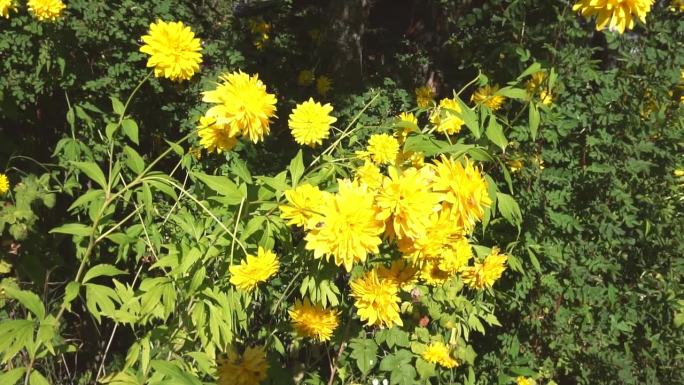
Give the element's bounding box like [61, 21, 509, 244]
[139, 20, 203, 81]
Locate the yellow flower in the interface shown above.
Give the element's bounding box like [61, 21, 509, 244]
[431, 155, 491, 231]
[197, 115, 238, 154]
[366, 134, 400, 165]
[279, 184, 329, 229]
[415, 86, 434, 108]
[139, 20, 203, 82]
[1, 0, 16, 18]
[249, 18, 271, 50]
[350, 269, 403, 328]
[305, 180, 384, 271]
[437, 237, 472, 274]
[203, 71, 277, 143]
[526, 72, 554, 106]
[516, 377, 536, 385]
[354, 161, 384, 190]
[430, 98, 464, 135]
[507, 158, 524, 173]
[399, 208, 465, 265]
[288, 98, 337, 147]
[471, 84, 506, 111]
[28, 0, 65, 21]
[671, 0, 684, 11]
[229, 247, 279, 292]
[420, 261, 450, 286]
[573, 0, 653, 33]
[375, 167, 441, 240]
[297, 70, 315, 86]
[421, 341, 458, 368]
[0, 173, 9, 195]
[217, 346, 269, 385]
[377, 259, 418, 291]
[395, 112, 419, 143]
[461, 247, 508, 290]
[288, 298, 340, 341]
[316, 76, 332, 97]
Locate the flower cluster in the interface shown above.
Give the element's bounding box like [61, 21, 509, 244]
[573, 0, 653, 33]
[0, 173, 9, 195]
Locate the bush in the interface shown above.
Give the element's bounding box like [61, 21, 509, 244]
[0, 1, 682, 385]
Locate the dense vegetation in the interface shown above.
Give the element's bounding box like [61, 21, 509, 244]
[1, 1, 682, 385]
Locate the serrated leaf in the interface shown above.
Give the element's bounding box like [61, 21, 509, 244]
[63, 281, 80, 310]
[0, 367, 26, 385]
[349, 339, 378, 374]
[85, 283, 119, 322]
[2, 285, 45, 319]
[29, 371, 50, 385]
[71, 161, 108, 189]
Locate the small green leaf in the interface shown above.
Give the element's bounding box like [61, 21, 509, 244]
[82, 264, 127, 284]
[496, 87, 528, 100]
[122, 118, 139, 144]
[0, 367, 26, 385]
[29, 371, 50, 385]
[529, 102, 540, 140]
[496, 192, 522, 230]
[516, 62, 542, 81]
[71, 161, 108, 189]
[2, 285, 46, 319]
[68, 189, 105, 212]
[110, 96, 125, 115]
[193, 172, 245, 203]
[165, 139, 185, 156]
[123, 146, 145, 174]
[63, 282, 80, 309]
[349, 339, 379, 375]
[486, 116, 507, 150]
[289, 150, 305, 186]
[50, 223, 92, 237]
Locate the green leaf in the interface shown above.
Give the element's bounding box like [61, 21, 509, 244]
[111, 96, 125, 115]
[415, 358, 436, 379]
[379, 349, 413, 371]
[496, 87, 528, 100]
[390, 364, 417, 385]
[106, 122, 118, 140]
[123, 146, 145, 174]
[516, 62, 542, 81]
[63, 281, 80, 310]
[349, 339, 378, 375]
[71, 161, 108, 189]
[496, 192, 522, 229]
[453, 96, 479, 138]
[68, 189, 105, 212]
[193, 172, 245, 203]
[122, 119, 139, 144]
[289, 150, 305, 186]
[85, 283, 120, 322]
[150, 360, 202, 385]
[50, 223, 92, 237]
[404, 134, 473, 157]
[2, 285, 45, 319]
[529, 102, 540, 140]
[165, 139, 185, 156]
[0, 367, 26, 385]
[29, 371, 50, 385]
[485, 116, 507, 150]
[527, 247, 541, 273]
[83, 264, 127, 284]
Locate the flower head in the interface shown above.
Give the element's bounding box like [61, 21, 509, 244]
[421, 341, 458, 368]
[288, 298, 340, 341]
[288, 98, 337, 147]
[229, 246, 279, 292]
[377, 259, 418, 291]
[350, 269, 403, 328]
[365, 134, 400, 165]
[375, 167, 441, 240]
[203, 71, 277, 143]
[28, 0, 65, 21]
[139, 20, 203, 81]
[419, 261, 450, 286]
[461, 247, 508, 290]
[316, 76, 332, 97]
[573, 0, 653, 33]
[430, 98, 464, 135]
[0, 173, 9, 195]
[197, 115, 238, 154]
[354, 161, 384, 190]
[279, 184, 329, 229]
[395, 112, 419, 143]
[305, 180, 384, 271]
[249, 18, 271, 50]
[297, 70, 315, 86]
[1, 0, 16, 18]
[217, 346, 269, 385]
[516, 377, 536, 385]
[431, 155, 492, 232]
[437, 237, 473, 274]
[415, 86, 434, 108]
[526, 72, 554, 106]
[471, 84, 506, 111]
[399, 208, 465, 265]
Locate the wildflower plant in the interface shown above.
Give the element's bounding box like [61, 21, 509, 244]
[0, 8, 554, 385]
